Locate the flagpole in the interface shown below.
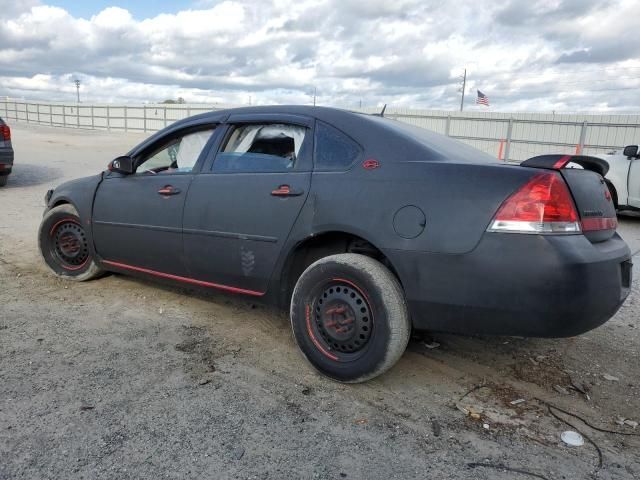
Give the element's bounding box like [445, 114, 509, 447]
[460, 69, 466, 112]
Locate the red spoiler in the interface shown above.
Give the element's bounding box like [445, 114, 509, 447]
[520, 154, 609, 177]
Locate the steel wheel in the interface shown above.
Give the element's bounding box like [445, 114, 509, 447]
[312, 279, 373, 359]
[50, 218, 90, 271]
[38, 204, 104, 281]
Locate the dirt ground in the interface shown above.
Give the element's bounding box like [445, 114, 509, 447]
[1, 123, 639, 480]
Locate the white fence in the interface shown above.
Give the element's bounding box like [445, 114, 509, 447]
[2, 99, 640, 161]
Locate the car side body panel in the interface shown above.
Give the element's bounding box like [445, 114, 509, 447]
[0, 117, 14, 178]
[602, 152, 631, 207]
[42, 106, 632, 340]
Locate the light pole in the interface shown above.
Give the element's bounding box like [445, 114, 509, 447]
[74, 79, 81, 103]
[459, 69, 466, 112]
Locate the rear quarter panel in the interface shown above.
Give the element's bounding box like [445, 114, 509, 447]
[294, 160, 537, 255]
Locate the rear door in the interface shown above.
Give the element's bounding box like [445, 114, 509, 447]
[182, 114, 313, 294]
[93, 125, 217, 275]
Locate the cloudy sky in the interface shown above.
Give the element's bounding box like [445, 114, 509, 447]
[0, 0, 638, 112]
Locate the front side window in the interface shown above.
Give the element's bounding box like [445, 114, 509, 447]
[136, 128, 215, 174]
[213, 123, 306, 173]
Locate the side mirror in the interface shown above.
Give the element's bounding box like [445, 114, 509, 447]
[108, 155, 134, 174]
[623, 145, 639, 158]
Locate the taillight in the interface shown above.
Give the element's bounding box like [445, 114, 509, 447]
[488, 172, 581, 234]
[0, 125, 10, 141]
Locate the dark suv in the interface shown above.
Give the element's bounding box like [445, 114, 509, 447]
[0, 117, 13, 186]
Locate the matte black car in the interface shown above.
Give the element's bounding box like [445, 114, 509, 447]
[0, 117, 13, 186]
[38, 106, 632, 382]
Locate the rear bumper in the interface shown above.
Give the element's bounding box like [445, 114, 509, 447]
[386, 233, 632, 338]
[0, 148, 13, 175]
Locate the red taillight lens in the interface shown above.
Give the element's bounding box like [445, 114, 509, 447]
[0, 125, 10, 141]
[582, 217, 617, 231]
[496, 173, 578, 223]
[488, 172, 581, 234]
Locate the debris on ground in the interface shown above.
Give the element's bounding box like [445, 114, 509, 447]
[301, 386, 311, 396]
[602, 373, 620, 382]
[553, 385, 570, 395]
[232, 447, 245, 460]
[431, 418, 441, 437]
[509, 398, 526, 406]
[560, 431, 584, 447]
[615, 417, 638, 429]
[422, 340, 440, 350]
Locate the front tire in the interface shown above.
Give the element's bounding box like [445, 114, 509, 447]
[0, 175, 7, 187]
[38, 204, 104, 281]
[290, 253, 410, 383]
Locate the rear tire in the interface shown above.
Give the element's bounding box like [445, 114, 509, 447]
[38, 204, 104, 281]
[290, 253, 410, 383]
[0, 176, 7, 187]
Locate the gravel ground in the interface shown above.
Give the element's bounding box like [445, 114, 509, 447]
[1, 123, 639, 480]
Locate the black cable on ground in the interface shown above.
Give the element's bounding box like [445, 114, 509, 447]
[467, 462, 551, 480]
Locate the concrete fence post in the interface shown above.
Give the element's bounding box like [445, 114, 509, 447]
[91, 105, 95, 130]
[445, 115, 451, 136]
[504, 118, 514, 162]
[124, 106, 128, 132]
[63, 105, 66, 128]
[76, 104, 80, 128]
[163, 106, 167, 128]
[143, 105, 147, 132]
[577, 120, 588, 155]
[49, 103, 53, 126]
[26, 103, 30, 123]
[107, 106, 111, 131]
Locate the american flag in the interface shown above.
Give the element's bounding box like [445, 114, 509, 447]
[476, 90, 489, 106]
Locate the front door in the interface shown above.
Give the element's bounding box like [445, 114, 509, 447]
[183, 118, 312, 294]
[629, 158, 640, 208]
[93, 126, 217, 276]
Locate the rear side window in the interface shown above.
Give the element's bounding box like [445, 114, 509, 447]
[314, 121, 361, 171]
[213, 123, 306, 173]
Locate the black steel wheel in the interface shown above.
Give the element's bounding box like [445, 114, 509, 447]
[290, 253, 410, 383]
[312, 279, 373, 358]
[38, 204, 104, 281]
[50, 219, 90, 271]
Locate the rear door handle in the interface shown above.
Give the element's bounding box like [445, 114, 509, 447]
[271, 185, 304, 197]
[158, 185, 181, 196]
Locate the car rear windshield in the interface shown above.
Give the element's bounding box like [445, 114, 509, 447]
[361, 114, 496, 163]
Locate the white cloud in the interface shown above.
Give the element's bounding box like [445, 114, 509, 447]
[0, 0, 638, 111]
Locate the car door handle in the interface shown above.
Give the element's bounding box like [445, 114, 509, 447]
[158, 185, 181, 196]
[271, 185, 304, 197]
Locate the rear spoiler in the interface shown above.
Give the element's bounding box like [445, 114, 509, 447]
[520, 154, 609, 177]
